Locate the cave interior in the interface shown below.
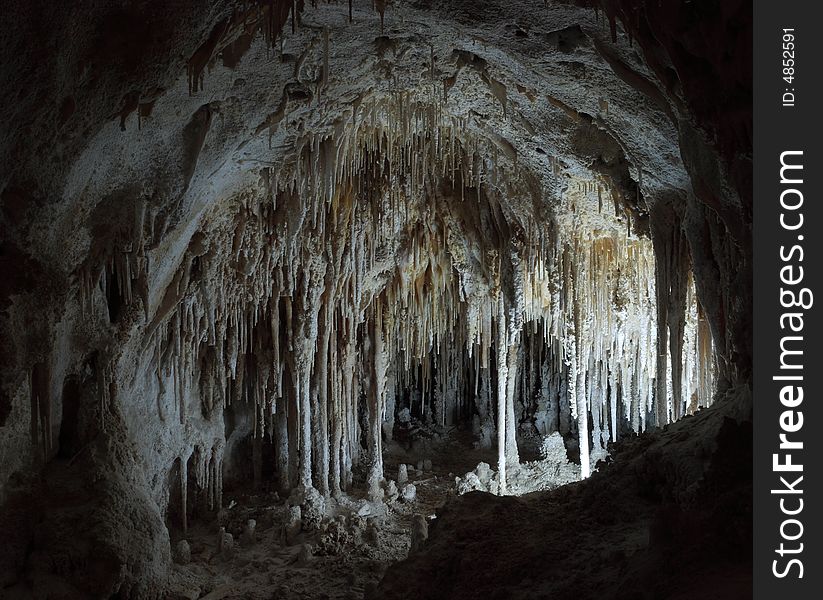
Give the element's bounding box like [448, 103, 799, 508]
[0, 1, 752, 599]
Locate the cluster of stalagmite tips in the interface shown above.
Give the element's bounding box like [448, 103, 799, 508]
[62, 97, 715, 514]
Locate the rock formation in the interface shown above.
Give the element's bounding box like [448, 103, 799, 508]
[0, 0, 750, 597]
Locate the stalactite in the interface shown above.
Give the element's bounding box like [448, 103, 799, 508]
[180, 454, 188, 535]
[367, 299, 387, 500]
[134, 95, 715, 500]
[30, 361, 52, 457]
[276, 392, 290, 493]
[496, 292, 508, 495]
[313, 297, 332, 497]
[504, 335, 520, 467]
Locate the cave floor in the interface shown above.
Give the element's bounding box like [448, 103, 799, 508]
[167, 432, 499, 600]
